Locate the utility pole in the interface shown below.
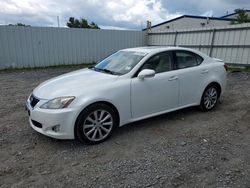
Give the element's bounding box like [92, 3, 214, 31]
[146, 20, 151, 31]
[57, 16, 60, 27]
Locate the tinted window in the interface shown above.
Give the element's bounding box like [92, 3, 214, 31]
[140, 52, 173, 74]
[175, 51, 203, 69]
[196, 54, 203, 64]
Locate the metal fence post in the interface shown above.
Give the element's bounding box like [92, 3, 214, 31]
[174, 31, 178, 46]
[209, 29, 216, 56]
[145, 30, 149, 46]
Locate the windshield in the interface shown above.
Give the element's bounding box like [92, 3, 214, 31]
[93, 51, 146, 75]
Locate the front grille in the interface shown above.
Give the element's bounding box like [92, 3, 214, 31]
[31, 120, 42, 128]
[30, 94, 39, 108]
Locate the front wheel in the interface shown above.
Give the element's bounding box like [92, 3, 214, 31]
[75, 103, 117, 144]
[200, 85, 219, 111]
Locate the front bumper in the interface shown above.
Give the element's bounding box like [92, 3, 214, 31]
[26, 100, 77, 140]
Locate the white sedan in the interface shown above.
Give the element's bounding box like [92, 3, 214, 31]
[26, 47, 227, 144]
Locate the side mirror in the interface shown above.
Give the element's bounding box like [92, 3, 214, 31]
[138, 69, 155, 79]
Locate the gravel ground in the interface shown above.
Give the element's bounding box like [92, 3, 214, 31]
[0, 67, 250, 188]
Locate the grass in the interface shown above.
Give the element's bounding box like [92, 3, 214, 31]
[228, 66, 250, 73]
[0, 63, 95, 73]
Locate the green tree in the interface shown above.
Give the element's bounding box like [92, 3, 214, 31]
[89, 22, 100, 29]
[67, 17, 100, 29]
[234, 9, 250, 24]
[8, 23, 30, 27]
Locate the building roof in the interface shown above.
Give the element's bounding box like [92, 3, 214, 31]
[143, 15, 236, 31]
[220, 10, 250, 18]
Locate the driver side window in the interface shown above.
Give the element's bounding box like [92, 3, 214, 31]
[140, 52, 173, 74]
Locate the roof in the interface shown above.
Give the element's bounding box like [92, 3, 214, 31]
[220, 10, 250, 18]
[121, 46, 201, 54]
[143, 15, 236, 31]
[121, 46, 168, 53]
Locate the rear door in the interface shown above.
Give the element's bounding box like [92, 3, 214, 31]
[173, 50, 206, 106]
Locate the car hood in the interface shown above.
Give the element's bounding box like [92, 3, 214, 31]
[33, 68, 118, 99]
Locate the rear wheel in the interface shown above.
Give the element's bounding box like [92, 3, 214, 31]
[200, 85, 219, 111]
[75, 103, 117, 144]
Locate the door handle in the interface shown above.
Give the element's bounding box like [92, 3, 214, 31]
[201, 69, 209, 74]
[168, 76, 178, 81]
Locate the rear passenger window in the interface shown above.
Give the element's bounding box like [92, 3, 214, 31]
[175, 51, 203, 69]
[196, 54, 203, 64]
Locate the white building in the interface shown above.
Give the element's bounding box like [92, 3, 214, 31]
[146, 15, 235, 32]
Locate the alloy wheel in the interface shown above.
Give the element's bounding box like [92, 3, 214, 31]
[83, 110, 113, 142]
[203, 87, 218, 110]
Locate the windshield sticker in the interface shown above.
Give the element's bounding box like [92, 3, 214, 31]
[133, 52, 148, 56]
[124, 66, 131, 70]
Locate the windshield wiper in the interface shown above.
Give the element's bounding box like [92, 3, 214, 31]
[91, 67, 120, 75]
[102, 68, 116, 75]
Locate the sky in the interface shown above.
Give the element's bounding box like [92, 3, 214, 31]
[0, 0, 249, 30]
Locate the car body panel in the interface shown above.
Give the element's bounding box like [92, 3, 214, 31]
[33, 69, 119, 99]
[176, 65, 209, 106]
[131, 71, 179, 118]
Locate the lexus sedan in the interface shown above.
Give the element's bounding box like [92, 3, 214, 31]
[26, 47, 227, 144]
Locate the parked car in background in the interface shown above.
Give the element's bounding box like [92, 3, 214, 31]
[26, 46, 227, 144]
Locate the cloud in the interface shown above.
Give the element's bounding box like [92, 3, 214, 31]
[0, 0, 180, 29]
[160, 0, 250, 17]
[202, 11, 214, 17]
[0, 0, 250, 29]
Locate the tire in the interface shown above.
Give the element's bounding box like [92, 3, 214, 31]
[75, 103, 118, 144]
[200, 85, 219, 111]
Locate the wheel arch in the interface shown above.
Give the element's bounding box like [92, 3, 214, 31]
[74, 101, 120, 139]
[206, 82, 221, 97]
[201, 81, 222, 101]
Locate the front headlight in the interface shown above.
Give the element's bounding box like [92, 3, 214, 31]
[40, 96, 75, 109]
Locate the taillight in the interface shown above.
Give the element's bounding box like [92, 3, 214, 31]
[224, 64, 228, 71]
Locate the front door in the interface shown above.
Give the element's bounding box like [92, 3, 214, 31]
[131, 51, 179, 119]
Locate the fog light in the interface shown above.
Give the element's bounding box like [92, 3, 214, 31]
[52, 125, 60, 132]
